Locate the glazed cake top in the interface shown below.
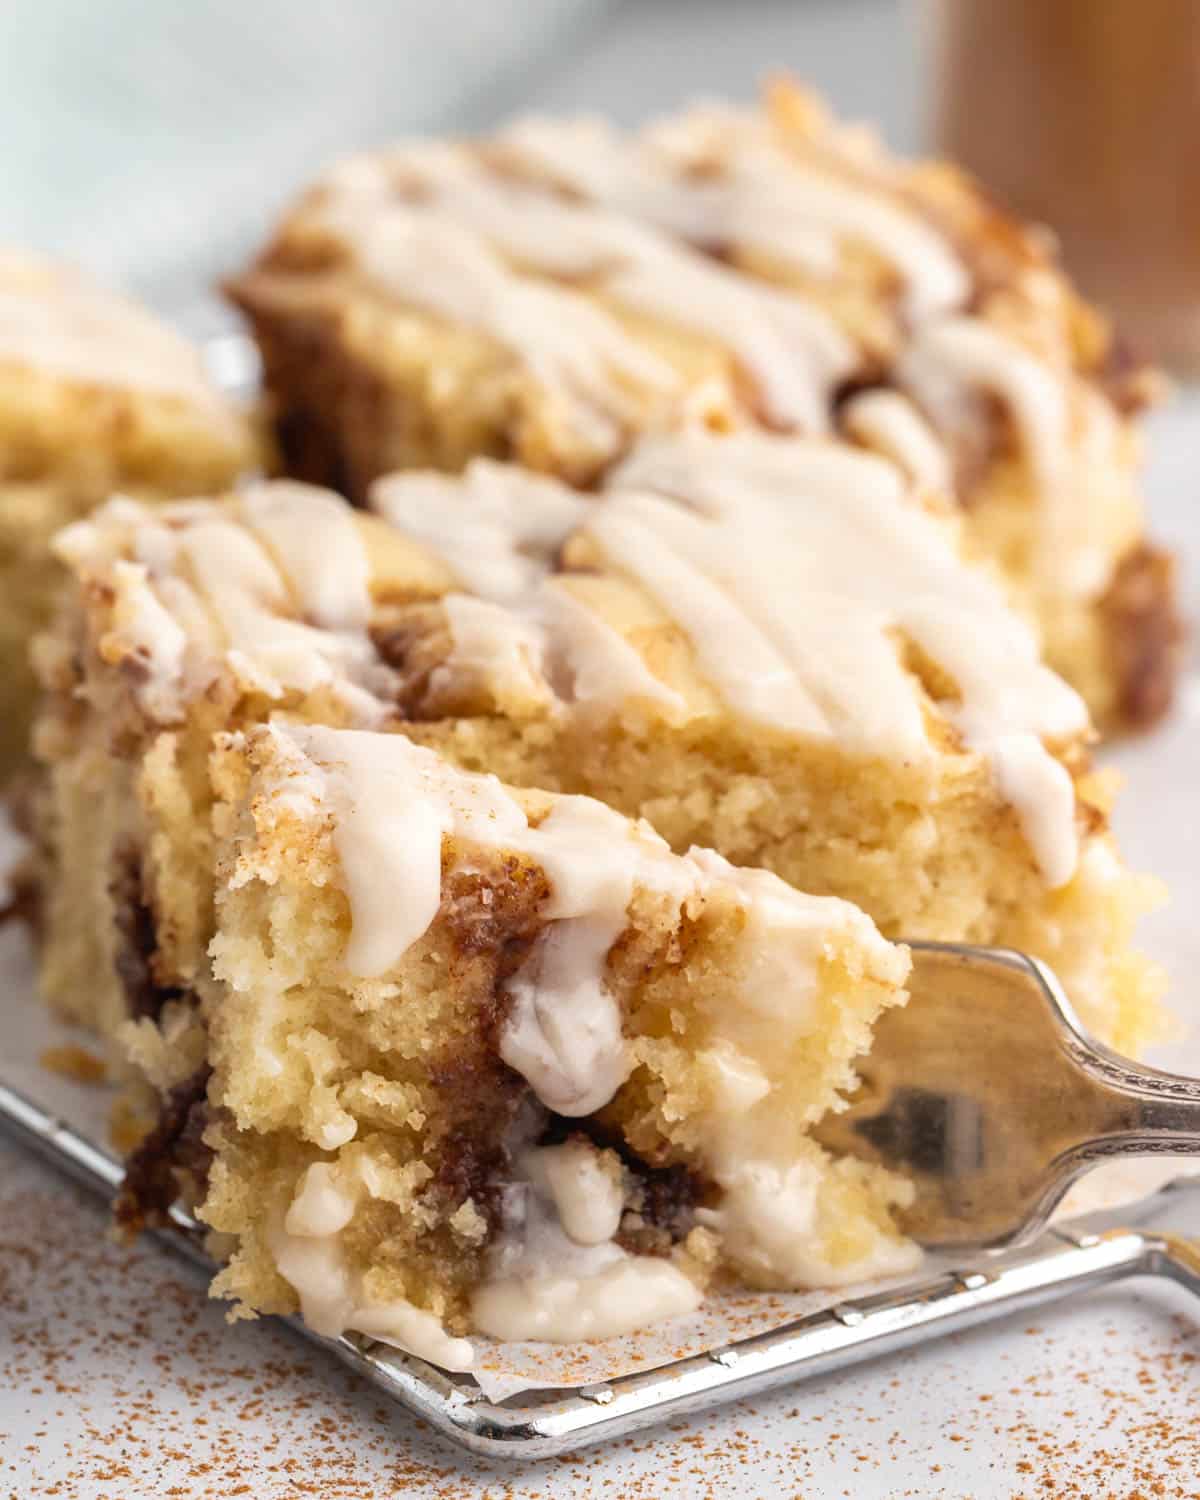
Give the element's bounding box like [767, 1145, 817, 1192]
[374, 431, 1088, 885]
[260, 83, 1142, 593]
[56, 427, 1088, 889]
[0, 248, 238, 415]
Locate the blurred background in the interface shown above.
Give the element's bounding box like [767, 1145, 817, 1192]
[0, 0, 920, 322]
[3, 0, 1199, 367]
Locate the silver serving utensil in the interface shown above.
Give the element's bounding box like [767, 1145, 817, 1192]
[818, 942, 1200, 1250]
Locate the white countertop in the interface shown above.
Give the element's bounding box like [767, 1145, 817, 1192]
[5, 1134, 1200, 1497]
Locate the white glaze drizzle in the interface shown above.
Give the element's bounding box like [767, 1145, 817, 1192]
[329, 144, 857, 433]
[899, 318, 1134, 598]
[841, 388, 953, 493]
[266, 723, 673, 1130]
[374, 434, 1086, 885]
[600, 431, 1086, 884]
[471, 1140, 702, 1343]
[258, 721, 911, 1125]
[314, 171, 683, 457]
[241, 481, 372, 631]
[699, 1150, 921, 1290]
[317, 100, 1115, 504]
[370, 460, 587, 602]
[498, 111, 970, 320]
[250, 724, 915, 1335]
[54, 484, 395, 722]
[664, 850, 921, 1287]
[437, 594, 549, 706]
[0, 249, 227, 404]
[269, 722, 656, 1122]
[499, 910, 631, 1117]
[532, 579, 687, 719]
[519, 1140, 624, 1247]
[896, 316, 1070, 494]
[371, 463, 685, 719]
[272, 1161, 475, 1370]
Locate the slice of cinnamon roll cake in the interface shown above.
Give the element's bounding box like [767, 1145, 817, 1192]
[0, 249, 260, 772]
[32, 480, 915, 1366]
[30, 437, 1163, 1362]
[228, 81, 1180, 731]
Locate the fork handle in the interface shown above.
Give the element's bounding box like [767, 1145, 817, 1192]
[1071, 1034, 1200, 1155]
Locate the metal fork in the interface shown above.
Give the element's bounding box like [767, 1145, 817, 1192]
[818, 942, 1200, 1250]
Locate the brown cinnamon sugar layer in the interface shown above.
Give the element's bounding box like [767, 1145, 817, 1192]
[1100, 543, 1184, 730]
[109, 847, 188, 1023]
[115, 1064, 212, 1235]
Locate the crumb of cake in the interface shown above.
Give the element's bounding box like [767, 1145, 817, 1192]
[109, 1092, 156, 1156]
[37, 1043, 108, 1085]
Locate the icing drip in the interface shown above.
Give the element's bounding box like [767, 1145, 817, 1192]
[699, 1150, 921, 1289]
[896, 317, 1112, 594]
[273, 1140, 691, 1360]
[898, 319, 1130, 597]
[252, 724, 914, 1335]
[373, 433, 1086, 886]
[500, 911, 630, 1118]
[583, 501, 838, 738]
[318, 104, 1112, 504]
[268, 724, 685, 1117]
[321, 111, 1100, 498]
[279, 723, 530, 978]
[260, 722, 910, 1144]
[519, 1139, 624, 1247]
[370, 461, 587, 603]
[241, 481, 372, 631]
[438, 594, 549, 705]
[896, 316, 1070, 494]
[657, 850, 920, 1287]
[532, 580, 687, 718]
[601, 432, 1086, 884]
[471, 1141, 701, 1343]
[271, 1161, 475, 1370]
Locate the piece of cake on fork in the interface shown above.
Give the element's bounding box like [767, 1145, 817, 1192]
[0, 248, 260, 770]
[228, 80, 1180, 731]
[31, 482, 917, 1364]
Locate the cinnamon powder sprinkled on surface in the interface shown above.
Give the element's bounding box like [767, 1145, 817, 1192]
[4, 1135, 1200, 1498]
